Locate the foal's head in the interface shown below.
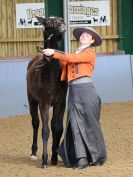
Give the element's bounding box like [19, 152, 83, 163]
[36, 16, 66, 44]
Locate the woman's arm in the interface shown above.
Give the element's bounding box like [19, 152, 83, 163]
[43, 48, 96, 63]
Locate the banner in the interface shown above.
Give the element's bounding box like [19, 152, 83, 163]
[16, 3, 45, 28]
[69, 1, 110, 26]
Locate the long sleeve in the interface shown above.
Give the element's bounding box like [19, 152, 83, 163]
[53, 48, 96, 63]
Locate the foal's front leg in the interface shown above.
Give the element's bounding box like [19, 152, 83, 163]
[28, 95, 39, 160]
[39, 104, 50, 168]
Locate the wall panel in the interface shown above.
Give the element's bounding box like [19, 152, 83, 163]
[0, 0, 119, 57]
[93, 55, 133, 103]
[1, 54, 133, 117]
[69, 0, 119, 54]
[0, 0, 44, 57]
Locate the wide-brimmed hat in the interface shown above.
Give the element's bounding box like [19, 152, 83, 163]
[73, 27, 102, 46]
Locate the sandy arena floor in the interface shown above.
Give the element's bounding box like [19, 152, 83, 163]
[0, 102, 133, 177]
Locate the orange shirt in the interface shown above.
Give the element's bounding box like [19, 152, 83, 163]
[53, 48, 96, 82]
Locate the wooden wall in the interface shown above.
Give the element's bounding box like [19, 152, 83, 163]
[0, 0, 119, 58]
[70, 0, 119, 54]
[0, 0, 44, 58]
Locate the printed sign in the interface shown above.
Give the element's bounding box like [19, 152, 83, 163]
[69, 1, 110, 26]
[16, 3, 45, 28]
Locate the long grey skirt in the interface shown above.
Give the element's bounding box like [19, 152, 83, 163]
[57, 82, 107, 167]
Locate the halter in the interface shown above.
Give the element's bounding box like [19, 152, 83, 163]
[35, 33, 55, 71]
[35, 17, 65, 71]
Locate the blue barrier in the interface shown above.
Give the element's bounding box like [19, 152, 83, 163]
[131, 55, 133, 90]
[0, 55, 133, 118]
[93, 55, 133, 103]
[0, 59, 30, 118]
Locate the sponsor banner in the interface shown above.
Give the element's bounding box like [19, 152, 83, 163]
[69, 1, 110, 26]
[16, 3, 45, 28]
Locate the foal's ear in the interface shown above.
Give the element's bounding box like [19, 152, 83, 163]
[35, 16, 45, 25]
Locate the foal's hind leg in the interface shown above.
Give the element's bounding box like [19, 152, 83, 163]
[28, 94, 39, 159]
[51, 101, 66, 165]
[39, 104, 50, 168]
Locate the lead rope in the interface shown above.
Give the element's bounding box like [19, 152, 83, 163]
[35, 33, 55, 71]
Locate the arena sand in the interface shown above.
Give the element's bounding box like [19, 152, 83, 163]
[0, 102, 133, 177]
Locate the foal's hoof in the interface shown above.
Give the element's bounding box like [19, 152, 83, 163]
[41, 163, 48, 169]
[51, 156, 58, 165]
[51, 160, 58, 165]
[31, 155, 37, 160]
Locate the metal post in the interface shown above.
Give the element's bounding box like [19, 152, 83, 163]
[63, 0, 71, 52]
[45, 0, 48, 18]
[118, 0, 123, 50]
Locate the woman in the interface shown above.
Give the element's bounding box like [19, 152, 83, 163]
[43, 27, 107, 169]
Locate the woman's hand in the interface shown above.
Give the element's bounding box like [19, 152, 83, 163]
[43, 49, 54, 56]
